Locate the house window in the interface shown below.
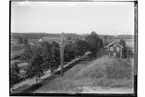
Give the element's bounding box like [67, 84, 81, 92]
[116, 47, 120, 52]
[110, 47, 113, 51]
[113, 53, 116, 57]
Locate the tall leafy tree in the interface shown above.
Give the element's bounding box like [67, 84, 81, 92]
[98, 38, 104, 49]
[10, 62, 20, 91]
[52, 41, 59, 48]
[26, 53, 44, 84]
[17, 36, 23, 44]
[67, 36, 71, 40]
[40, 41, 52, 56]
[103, 36, 108, 46]
[24, 43, 44, 83]
[41, 54, 59, 73]
[20, 44, 32, 61]
[74, 39, 89, 56]
[85, 31, 102, 57]
[64, 41, 76, 62]
[52, 42, 60, 66]
[23, 36, 28, 45]
[119, 39, 127, 58]
[119, 39, 126, 47]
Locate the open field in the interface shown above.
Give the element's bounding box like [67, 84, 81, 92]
[33, 56, 134, 94]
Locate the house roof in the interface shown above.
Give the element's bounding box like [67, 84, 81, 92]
[106, 40, 123, 48]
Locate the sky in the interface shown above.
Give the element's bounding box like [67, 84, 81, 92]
[11, 1, 135, 35]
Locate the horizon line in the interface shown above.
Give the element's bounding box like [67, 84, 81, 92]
[11, 32, 134, 36]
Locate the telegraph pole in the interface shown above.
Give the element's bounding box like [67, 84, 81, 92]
[60, 32, 64, 76]
[52, 44, 55, 61]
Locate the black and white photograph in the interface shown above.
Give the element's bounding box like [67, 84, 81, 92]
[10, 0, 137, 96]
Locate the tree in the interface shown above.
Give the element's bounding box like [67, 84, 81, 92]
[26, 53, 44, 84]
[20, 44, 41, 62]
[10, 69, 19, 92]
[103, 36, 108, 46]
[52, 43, 60, 66]
[17, 36, 23, 44]
[67, 36, 71, 40]
[64, 41, 76, 62]
[126, 47, 134, 58]
[85, 31, 102, 57]
[119, 39, 126, 47]
[73, 39, 89, 56]
[98, 38, 104, 50]
[20, 44, 32, 61]
[52, 41, 59, 48]
[40, 41, 52, 56]
[10, 62, 20, 91]
[25, 41, 61, 81]
[104, 36, 107, 41]
[23, 36, 28, 45]
[41, 54, 59, 73]
[119, 39, 127, 58]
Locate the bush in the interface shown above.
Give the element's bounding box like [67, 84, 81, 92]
[10, 65, 21, 86]
[85, 31, 103, 57]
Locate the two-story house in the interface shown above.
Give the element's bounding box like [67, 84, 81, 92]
[106, 41, 123, 58]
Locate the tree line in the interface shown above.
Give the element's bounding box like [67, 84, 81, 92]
[11, 31, 101, 88]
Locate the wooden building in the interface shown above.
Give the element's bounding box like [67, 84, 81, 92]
[106, 41, 123, 58]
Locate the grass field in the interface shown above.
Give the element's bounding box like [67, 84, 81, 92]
[33, 55, 134, 93]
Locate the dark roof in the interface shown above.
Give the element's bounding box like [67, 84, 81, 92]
[105, 40, 124, 48]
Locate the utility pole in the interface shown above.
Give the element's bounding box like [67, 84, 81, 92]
[52, 44, 55, 61]
[60, 32, 64, 76]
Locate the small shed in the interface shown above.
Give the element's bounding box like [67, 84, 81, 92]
[106, 41, 123, 58]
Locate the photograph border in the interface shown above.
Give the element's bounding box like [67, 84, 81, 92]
[9, 0, 138, 97]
